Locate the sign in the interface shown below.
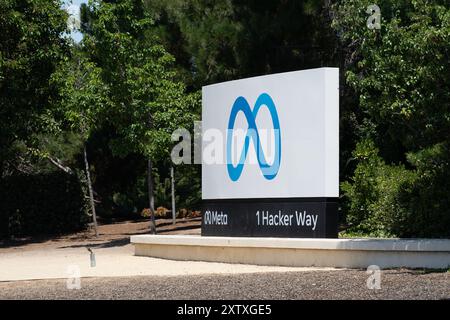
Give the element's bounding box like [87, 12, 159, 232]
[201, 67, 339, 238]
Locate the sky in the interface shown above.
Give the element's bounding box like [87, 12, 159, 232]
[63, 0, 87, 43]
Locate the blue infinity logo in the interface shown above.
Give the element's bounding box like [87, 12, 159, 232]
[226, 93, 281, 181]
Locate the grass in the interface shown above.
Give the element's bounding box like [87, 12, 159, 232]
[412, 268, 450, 274]
[338, 230, 395, 239]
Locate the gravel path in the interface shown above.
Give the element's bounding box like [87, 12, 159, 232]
[1, 269, 448, 300]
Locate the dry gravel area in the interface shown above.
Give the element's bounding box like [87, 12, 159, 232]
[0, 269, 448, 300]
[1, 218, 449, 300]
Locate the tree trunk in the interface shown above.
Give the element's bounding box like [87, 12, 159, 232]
[0, 157, 4, 179]
[83, 145, 98, 237]
[47, 156, 73, 174]
[171, 166, 176, 225]
[147, 159, 157, 234]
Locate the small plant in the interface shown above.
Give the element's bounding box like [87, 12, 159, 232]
[140, 208, 152, 218]
[177, 208, 189, 219]
[140, 207, 170, 219]
[155, 207, 169, 218]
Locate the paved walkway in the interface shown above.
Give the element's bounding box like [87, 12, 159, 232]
[0, 243, 333, 282]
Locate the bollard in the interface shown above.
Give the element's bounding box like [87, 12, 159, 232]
[87, 247, 96, 267]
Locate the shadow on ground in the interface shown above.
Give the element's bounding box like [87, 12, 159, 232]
[0, 217, 201, 250]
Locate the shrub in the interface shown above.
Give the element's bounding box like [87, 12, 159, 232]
[112, 192, 140, 218]
[342, 140, 450, 238]
[155, 206, 169, 218]
[176, 208, 201, 219]
[140, 207, 170, 219]
[0, 172, 88, 238]
[341, 140, 414, 237]
[399, 143, 450, 237]
[176, 208, 189, 219]
[187, 210, 201, 218]
[140, 208, 152, 218]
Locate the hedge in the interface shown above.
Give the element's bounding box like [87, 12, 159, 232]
[0, 172, 88, 238]
[342, 140, 450, 238]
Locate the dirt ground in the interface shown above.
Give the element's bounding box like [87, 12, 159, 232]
[0, 217, 201, 253]
[0, 217, 449, 300]
[0, 217, 320, 282]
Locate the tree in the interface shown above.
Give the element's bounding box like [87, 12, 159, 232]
[0, 0, 69, 176]
[332, 0, 450, 159]
[333, 0, 450, 237]
[82, 0, 198, 233]
[51, 50, 110, 236]
[146, 0, 339, 87]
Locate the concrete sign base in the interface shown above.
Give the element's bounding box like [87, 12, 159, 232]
[131, 235, 450, 269]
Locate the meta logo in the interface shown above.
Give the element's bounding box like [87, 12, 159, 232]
[226, 93, 281, 181]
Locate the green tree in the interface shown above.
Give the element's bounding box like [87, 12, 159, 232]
[147, 0, 339, 87]
[334, 0, 450, 237]
[333, 0, 450, 158]
[51, 50, 110, 236]
[82, 0, 198, 232]
[0, 0, 69, 176]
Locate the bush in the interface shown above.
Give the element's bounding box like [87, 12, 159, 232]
[155, 206, 170, 218]
[176, 208, 201, 219]
[0, 172, 89, 238]
[342, 140, 412, 237]
[342, 140, 450, 238]
[140, 207, 170, 219]
[112, 192, 140, 218]
[399, 143, 450, 238]
[176, 208, 188, 219]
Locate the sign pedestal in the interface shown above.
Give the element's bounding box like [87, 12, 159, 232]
[131, 235, 450, 269]
[202, 198, 338, 238]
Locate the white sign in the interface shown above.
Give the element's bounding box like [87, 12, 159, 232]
[202, 67, 339, 199]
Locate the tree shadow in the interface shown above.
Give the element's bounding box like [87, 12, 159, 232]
[56, 222, 201, 250]
[0, 232, 92, 249]
[157, 224, 201, 234]
[57, 237, 131, 249]
[0, 237, 46, 249]
[0, 217, 202, 250]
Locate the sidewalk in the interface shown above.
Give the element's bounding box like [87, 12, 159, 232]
[0, 243, 333, 281]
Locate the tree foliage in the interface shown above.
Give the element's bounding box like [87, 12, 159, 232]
[145, 0, 339, 86]
[82, 0, 198, 161]
[333, 0, 450, 157]
[335, 0, 450, 237]
[2, 0, 450, 238]
[0, 0, 69, 175]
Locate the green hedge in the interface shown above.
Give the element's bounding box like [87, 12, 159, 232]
[342, 140, 450, 238]
[0, 172, 88, 238]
